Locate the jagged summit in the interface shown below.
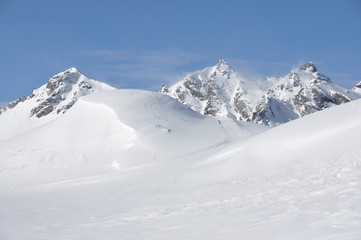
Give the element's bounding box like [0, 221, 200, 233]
[0, 68, 114, 119]
[215, 59, 232, 71]
[162, 60, 361, 126]
[161, 60, 245, 118]
[299, 62, 317, 73]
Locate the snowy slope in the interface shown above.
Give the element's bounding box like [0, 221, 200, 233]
[0, 89, 263, 188]
[163, 61, 361, 126]
[1, 69, 361, 240]
[189, 97, 361, 180]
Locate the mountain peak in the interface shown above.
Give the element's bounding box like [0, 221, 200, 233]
[299, 62, 317, 73]
[64, 67, 79, 74]
[0, 68, 114, 119]
[162, 61, 361, 126]
[217, 59, 228, 66]
[215, 59, 232, 72]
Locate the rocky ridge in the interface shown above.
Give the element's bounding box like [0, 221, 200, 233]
[162, 60, 361, 125]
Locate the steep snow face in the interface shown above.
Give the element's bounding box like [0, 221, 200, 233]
[163, 61, 361, 126]
[0, 68, 114, 140]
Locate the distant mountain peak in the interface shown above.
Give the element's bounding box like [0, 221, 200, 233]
[299, 62, 317, 73]
[29, 68, 94, 118]
[214, 59, 233, 74]
[0, 68, 114, 119]
[216, 59, 229, 67]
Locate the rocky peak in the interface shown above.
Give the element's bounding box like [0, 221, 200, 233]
[45, 68, 83, 95]
[163, 60, 361, 126]
[162, 60, 246, 119]
[213, 59, 234, 79]
[29, 67, 95, 118]
[215, 59, 230, 70]
[290, 62, 331, 84]
[0, 67, 113, 119]
[299, 62, 317, 73]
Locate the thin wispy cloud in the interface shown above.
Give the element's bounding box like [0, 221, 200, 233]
[79, 49, 210, 90]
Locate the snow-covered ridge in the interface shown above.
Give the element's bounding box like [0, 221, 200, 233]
[162, 61, 361, 125]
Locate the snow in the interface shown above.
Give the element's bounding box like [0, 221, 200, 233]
[1, 78, 361, 239]
[164, 61, 361, 125]
[0, 68, 114, 141]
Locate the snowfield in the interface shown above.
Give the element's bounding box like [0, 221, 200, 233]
[1, 87, 361, 239]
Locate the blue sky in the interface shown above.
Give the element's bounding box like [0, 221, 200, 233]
[1, 0, 361, 102]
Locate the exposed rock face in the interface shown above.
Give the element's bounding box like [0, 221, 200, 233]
[249, 62, 358, 125]
[0, 67, 114, 118]
[29, 68, 95, 118]
[162, 61, 361, 126]
[299, 62, 317, 73]
[161, 60, 251, 120]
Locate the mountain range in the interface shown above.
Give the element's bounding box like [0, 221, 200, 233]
[162, 60, 361, 125]
[2, 61, 360, 127]
[1, 63, 361, 239]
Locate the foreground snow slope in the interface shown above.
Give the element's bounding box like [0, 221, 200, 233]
[1, 89, 361, 240]
[0, 89, 262, 187]
[192, 97, 361, 181]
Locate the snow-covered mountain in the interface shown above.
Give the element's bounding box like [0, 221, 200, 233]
[0, 67, 114, 140]
[162, 60, 361, 125]
[1, 67, 114, 118]
[2, 67, 361, 239]
[161, 59, 266, 122]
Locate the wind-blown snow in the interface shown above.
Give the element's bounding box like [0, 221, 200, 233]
[1, 74, 361, 239]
